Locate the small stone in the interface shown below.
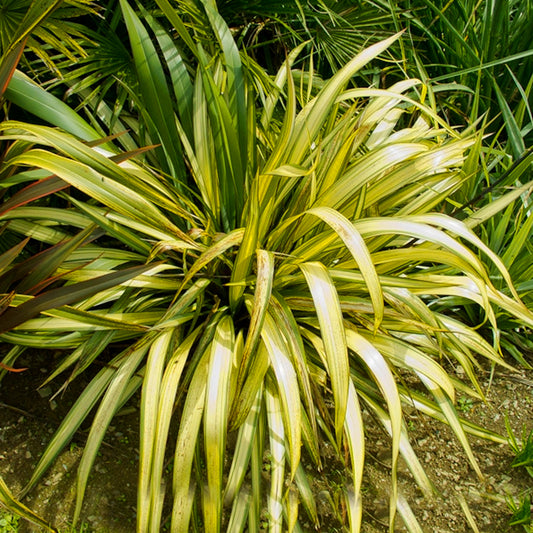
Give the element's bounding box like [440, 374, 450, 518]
[95, 464, 108, 474]
[38, 386, 52, 398]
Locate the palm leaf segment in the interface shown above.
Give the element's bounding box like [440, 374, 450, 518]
[1, 1, 533, 532]
[0, 0, 97, 75]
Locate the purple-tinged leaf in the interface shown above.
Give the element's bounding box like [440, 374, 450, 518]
[0, 263, 158, 334]
[0, 176, 69, 217]
[0, 39, 26, 98]
[0, 237, 29, 275]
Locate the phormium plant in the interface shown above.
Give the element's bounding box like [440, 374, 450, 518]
[1, 1, 532, 532]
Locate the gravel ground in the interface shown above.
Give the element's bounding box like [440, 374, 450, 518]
[0, 350, 532, 532]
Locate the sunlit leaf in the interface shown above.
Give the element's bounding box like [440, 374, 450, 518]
[300, 261, 348, 443]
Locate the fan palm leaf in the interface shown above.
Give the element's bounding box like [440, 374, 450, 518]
[0, 0, 97, 75]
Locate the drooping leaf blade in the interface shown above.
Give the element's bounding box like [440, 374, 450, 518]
[0, 263, 157, 334]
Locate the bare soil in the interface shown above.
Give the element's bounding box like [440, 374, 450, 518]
[360, 367, 533, 533]
[0, 350, 532, 533]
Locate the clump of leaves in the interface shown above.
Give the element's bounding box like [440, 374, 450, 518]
[1, 1, 533, 532]
[0, 509, 18, 533]
[508, 422, 533, 477]
[506, 420, 533, 531]
[399, 0, 533, 158]
[508, 494, 532, 532]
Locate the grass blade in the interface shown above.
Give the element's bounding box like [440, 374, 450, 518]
[73, 339, 149, 524]
[22, 349, 132, 496]
[261, 313, 301, 477]
[307, 206, 384, 331]
[346, 328, 401, 529]
[203, 315, 235, 533]
[300, 262, 348, 443]
[238, 250, 274, 390]
[225, 389, 262, 504]
[138, 330, 174, 532]
[171, 352, 208, 532]
[265, 378, 286, 533]
[180, 228, 244, 291]
[119, 0, 185, 183]
[5, 71, 102, 142]
[344, 380, 365, 533]
[288, 33, 402, 163]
